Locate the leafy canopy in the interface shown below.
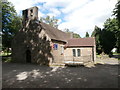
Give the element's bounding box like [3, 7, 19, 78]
[64, 28, 81, 38]
[85, 32, 89, 37]
[40, 15, 58, 28]
[2, 1, 22, 50]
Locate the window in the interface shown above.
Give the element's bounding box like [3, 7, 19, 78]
[73, 49, 76, 57]
[23, 9, 28, 18]
[54, 44, 58, 50]
[30, 9, 33, 17]
[30, 9, 33, 13]
[61, 46, 64, 55]
[77, 49, 80, 57]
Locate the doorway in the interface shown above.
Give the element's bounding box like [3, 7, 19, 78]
[26, 50, 31, 63]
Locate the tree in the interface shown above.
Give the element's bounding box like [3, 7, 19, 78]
[91, 26, 102, 54]
[64, 28, 81, 38]
[2, 1, 22, 52]
[113, 0, 120, 26]
[113, 0, 120, 53]
[85, 32, 89, 37]
[92, 18, 119, 55]
[73, 33, 81, 38]
[100, 18, 118, 54]
[100, 29, 116, 54]
[64, 28, 69, 32]
[40, 15, 58, 28]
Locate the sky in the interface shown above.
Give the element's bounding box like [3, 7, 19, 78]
[8, 0, 117, 37]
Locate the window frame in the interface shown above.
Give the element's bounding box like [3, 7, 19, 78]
[72, 49, 76, 57]
[77, 49, 80, 57]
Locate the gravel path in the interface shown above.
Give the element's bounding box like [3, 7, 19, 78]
[96, 57, 119, 65]
[2, 62, 119, 88]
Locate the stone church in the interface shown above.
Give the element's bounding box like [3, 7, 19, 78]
[12, 6, 96, 66]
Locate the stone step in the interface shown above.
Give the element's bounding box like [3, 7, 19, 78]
[64, 61, 84, 65]
[49, 63, 65, 66]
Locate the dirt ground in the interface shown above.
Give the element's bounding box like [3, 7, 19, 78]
[2, 61, 119, 88]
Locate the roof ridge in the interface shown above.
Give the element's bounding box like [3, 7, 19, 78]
[40, 21, 67, 33]
[39, 21, 71, 42]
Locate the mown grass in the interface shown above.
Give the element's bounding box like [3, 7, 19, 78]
[96, 55, 102, 58]
[113, 52, 120, 55]
[1, 51, 12, 62]
[2, 57, 12, 62]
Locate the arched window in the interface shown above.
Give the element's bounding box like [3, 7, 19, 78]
[30, 9, 33, 17]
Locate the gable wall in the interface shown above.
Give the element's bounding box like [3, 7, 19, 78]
[12, 21, 53, 65]
[64, 47, 93, 63]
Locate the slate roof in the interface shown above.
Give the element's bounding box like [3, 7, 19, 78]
[40, 22, 72, 42]
[66, 37, 95, 47]
[39, 22, 95, 47]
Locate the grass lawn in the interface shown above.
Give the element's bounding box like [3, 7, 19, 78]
[0, 52, 11, 56]
[0, 52, 12, 62]
[113, 52, 120, 55]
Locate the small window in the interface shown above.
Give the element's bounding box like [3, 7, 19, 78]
[23, 9, 28, 18]
[30, 9, 33, 17]
[54, 44, 58, 50]
[61, 46, 64, 55]
[77, 49, 80, 57]
[30, 9, 33, 13]
[73, 49, 76, 57]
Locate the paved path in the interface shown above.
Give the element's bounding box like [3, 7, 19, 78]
[2, 62, 119, 88]
[96, 57, 119, 65]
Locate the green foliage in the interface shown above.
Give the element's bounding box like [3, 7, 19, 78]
[103, 18, 120, 53]
[113, 1, 120, 53]
[100, 29, 117, 54]
[73, 33, 81, 38]
[113, 0, 120, 27]
[64, 28, 81, 38]
[91, 26, 102, 54]
[2, 1, 22, 50]
[92, 18, 120, 55]
[0, 52, 11, 56]
[92, 1, 120, 55]
[64, 28, 69, 32]
[85, 32, 89, 37]
[40, 15, 58, 28]
[2, 57, 12, 62]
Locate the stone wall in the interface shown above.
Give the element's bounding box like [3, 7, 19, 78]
[12, 19, 53, 65]
[51, 40, 66, 64]
[64, 47, 93, 63]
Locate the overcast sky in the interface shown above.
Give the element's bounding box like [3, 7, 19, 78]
[8, 0, 117, 37]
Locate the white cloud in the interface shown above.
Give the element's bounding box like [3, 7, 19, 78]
[8, 0, 117, 37]
[8, 0, 34, 13]
[46, 8, 61, 17]
[38, 11, 45, 19]
[57, 19, 62, 24]
[58, 0, 117, 37]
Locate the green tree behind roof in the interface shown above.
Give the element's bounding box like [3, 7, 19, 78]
[85, 32, 89, 37]
[40, 15, 58, 29]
